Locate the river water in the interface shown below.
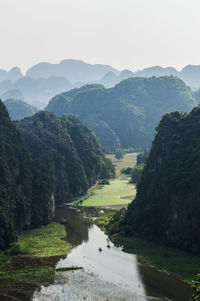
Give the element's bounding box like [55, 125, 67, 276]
[32, 207, 192, 301]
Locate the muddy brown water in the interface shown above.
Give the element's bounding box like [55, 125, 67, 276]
[32, 206, 193, 301]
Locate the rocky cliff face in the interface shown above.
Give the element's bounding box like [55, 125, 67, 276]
[123, 108, 200, 253]
[0, 100, 33, 248]
[0, 101, 114, 249]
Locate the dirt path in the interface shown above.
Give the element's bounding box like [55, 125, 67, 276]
[66, 182, 98, 206]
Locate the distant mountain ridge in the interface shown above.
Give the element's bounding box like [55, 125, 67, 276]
[100, 65, 200, 90]
[0, 67, 23, 82]
[4, 98, 39, 120]
[0, 76, 73, 108]
[2, 60, 200, 108]
[26, 59, 119, 83]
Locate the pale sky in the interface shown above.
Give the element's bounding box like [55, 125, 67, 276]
[1, 0, 200, 73]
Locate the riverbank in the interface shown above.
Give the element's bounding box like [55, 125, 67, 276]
[94, 210, 200, 287]
[0, 222, 71, 301]
[45, 206, 194, 301]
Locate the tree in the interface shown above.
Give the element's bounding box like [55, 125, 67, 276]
[192, 274, 200, 301]
[115, 149, 124, 160]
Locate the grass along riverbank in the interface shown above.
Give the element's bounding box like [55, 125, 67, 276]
[0, 222, 71, 300]
[95, 211, 200, 286]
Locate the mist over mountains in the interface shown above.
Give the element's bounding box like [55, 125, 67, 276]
[1, 59, 200, 109]
[4, 98, 39, 121]
[26, 59, 119, 83]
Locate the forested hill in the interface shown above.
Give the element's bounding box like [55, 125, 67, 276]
[46, 76, 196, 152]
[4, 98, 39, 120]
[0, 101, 114, 249]
[0, 100, 32, 249]
[123, 107, 200, 253]
[17, 111, 114, 197]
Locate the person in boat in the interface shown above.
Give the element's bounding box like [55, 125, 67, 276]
[98, 247, 102, 252]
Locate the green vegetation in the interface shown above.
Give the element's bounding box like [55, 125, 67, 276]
[107, 152, 137, 176]
[111, 234, 200, 285]
[114, 148, 124, 160]
[0, 100, 114, 250]
[79, 152, 137, 207]
[136, 150, 149, 165]
[121, 152, 148, 182]
[4, 98, 38, 120]
[98, 179, 110, 185]
[192, 274, 200, 300]
[129, 163, 145, 184]
[46, 76, 196, 151]
[0, 100, 31, 249]
[79, 179, 136, 207]
[17, 222, 71, 257]
[0, 222, 71, 288]
[0, 268, 54, 283]
[120, 108, 200, 253]
[55, 266, 83, 272]
[94, 209, 117, 231]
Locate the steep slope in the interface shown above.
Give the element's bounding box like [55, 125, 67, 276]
[0, 101, 32, 249]
[0, 101, 114, 249]
[4, 98, 39, 120]
[17, 111, 114, 227]
[123, 108, 200, 252]
[46, 76, 196, 152]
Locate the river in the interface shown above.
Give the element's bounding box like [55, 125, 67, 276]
[32, 206, 192, 301]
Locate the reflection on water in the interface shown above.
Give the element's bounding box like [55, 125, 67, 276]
[55, 206, 91, 246]
[57, 225, 146, 297]
[33, 207, 192, 301]
[139, 264, 192, 301]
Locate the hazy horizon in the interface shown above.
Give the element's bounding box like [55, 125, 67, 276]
[1, 0, 200, 73]
[0, 57, 198, 75]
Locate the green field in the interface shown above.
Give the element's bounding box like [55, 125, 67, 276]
[80, 178, 136, 207]
[18, 222, 71, 257]
[107, 152, 137, 176]
[0, 222, 71, 285]
[79, 152, 137, 207]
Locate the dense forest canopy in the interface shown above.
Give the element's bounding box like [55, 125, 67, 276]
[120, 107, 200, 253]
[0, 100, 114, 249]
[46, 76, 196, 152]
